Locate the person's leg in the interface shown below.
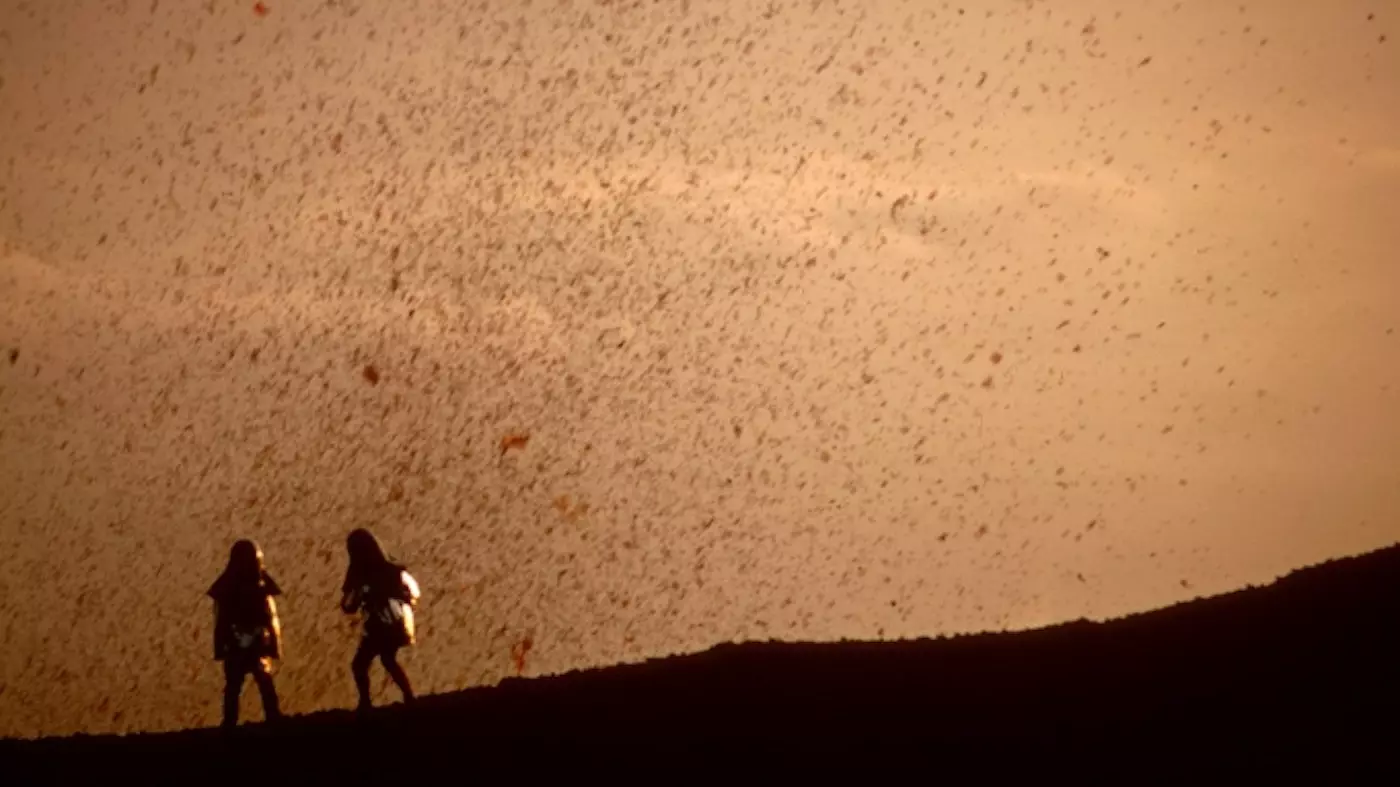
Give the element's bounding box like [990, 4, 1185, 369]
[222, 659, 245, 729]
[380, 647, 415, 703]
[351, 638, 376, 710]
[250, 657, 282, 721]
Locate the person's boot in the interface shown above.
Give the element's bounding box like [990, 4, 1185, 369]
[352, 665, 374, 717]
[221, 692, 240, 732]
[258, 682, 282, 724]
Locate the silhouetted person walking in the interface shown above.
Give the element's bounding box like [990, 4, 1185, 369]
[341, 528, 421, 711]
[208, 540, 283, 729]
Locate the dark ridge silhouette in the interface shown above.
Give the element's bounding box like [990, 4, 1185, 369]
[5, 542, 1399, 783]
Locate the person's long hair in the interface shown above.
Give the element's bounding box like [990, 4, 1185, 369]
[217, 539, 265, 590]
[344, 528, 399, 590]
[210, 538, 280, 606]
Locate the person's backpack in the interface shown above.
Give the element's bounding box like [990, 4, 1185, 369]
[229, 621, 270, 653]
[219, 590, 280, 659]
[363, 569, 421, 646]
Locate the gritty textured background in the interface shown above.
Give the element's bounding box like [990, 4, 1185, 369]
[1, 0, 1397, 738]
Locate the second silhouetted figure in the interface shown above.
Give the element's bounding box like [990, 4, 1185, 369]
[209, 539, 283, 729]
[340, 528, 421, 711]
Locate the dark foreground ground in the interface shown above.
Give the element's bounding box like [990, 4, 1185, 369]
[5, 544, 1400, 783]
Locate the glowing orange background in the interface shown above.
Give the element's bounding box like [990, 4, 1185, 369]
[1, 0, 1396, 737]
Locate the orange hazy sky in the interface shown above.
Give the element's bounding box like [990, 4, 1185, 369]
[1, 0, 1397, 737]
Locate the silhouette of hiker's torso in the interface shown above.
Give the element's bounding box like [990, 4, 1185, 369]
[346, 563, 419, 646]
[209, 573, 282, 660]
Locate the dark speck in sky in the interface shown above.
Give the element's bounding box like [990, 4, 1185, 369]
[500, 432, 530, 455]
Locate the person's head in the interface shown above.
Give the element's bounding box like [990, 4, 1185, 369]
[225, 539, 264, 584]
[346, 528, 388, 569]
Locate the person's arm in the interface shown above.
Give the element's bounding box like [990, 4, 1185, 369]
[339, 568, 360, 613]
[212, 601, 227, 659]
[265, 597, 282, 659]
[400, 570, 421, 606]
[340, 586, 361, 614]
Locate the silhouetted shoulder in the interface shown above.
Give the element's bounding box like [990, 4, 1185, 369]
[210, 571, 281, 601]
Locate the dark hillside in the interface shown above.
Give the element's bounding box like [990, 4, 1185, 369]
[6, 543, 1399, 783]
